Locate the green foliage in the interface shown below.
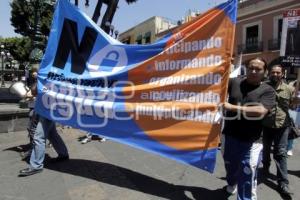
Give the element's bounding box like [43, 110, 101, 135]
[10, 0, 55, 55]
[8, 0, 138, 64]
[10, 0, 54, 38]
[0, 37, 31, 64]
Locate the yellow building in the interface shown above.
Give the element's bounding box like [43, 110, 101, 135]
[119, 16, 176, 44]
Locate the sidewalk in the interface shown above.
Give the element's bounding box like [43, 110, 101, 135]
[0, 103, 29, 133]
[0, 128, 299, 200]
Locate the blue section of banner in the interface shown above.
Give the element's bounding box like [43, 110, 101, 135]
[217, 0, 237, 24]
[35, 91, 217, 172]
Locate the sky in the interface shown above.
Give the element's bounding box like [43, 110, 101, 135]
[0, 0, 227, 38]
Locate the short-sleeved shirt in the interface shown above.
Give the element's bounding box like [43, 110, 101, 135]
[222, 77, 276, 142]
[263, 81, 294, 128]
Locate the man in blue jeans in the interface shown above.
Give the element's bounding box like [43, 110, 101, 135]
[19, 116, 69, 176]
[222, 57, 276, 200]
[262, 63, 295, 198]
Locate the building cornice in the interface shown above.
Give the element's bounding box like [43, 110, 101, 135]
[237, 2, 300, 23]
[238, 0, 296, 18]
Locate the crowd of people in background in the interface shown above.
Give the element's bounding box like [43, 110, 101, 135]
[221, 57, 299, 200]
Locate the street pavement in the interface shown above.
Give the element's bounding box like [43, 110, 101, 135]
[0, 128, 299, 200]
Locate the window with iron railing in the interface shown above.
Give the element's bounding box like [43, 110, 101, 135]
[268, 39, 281, 50]
[238, 40, 264, 54]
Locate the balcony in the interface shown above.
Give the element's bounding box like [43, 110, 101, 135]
[238, 41, 264, 54]
[268, 39, 281, 51]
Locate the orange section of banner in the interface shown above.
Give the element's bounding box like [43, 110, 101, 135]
[123, 10, 235, 151]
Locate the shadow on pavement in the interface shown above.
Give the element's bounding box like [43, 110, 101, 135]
[45, 159, 230, 200]
[4, 144, 231, 199]
[3, 143, 31, 153]
[257, 169, 293, 200]
[288, 170, 300, 178]
[257, 168, 278, 190]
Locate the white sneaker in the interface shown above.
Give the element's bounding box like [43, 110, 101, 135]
[287, 150, 293, 156]
[99, 137, 106, 142]
[226, 185, 237, 195]
[81, 137, 91, 144]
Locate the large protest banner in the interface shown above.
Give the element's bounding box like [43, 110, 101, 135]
[35, 0, 237, 173]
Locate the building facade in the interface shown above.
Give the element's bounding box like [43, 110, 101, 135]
[119, 0, 300, 78]
[118, 16, 176, 45]
[235, 0, 300, 72]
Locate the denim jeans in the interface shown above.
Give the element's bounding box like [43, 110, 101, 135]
[287, 139, 294, 151]
[262, 126, 290, 186]
[30, 116, 68, 169]
[27, 109, 39, 145]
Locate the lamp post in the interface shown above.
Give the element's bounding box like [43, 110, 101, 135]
[27, 0, 55, 72]
[109, 25, 114, 36]
[114, 30, 119, 39]
[12, 60, 17, 82]
[104, 21, 111, 35]
[0, 45, 10, 88]
[28, 0, 43, 61]
[1, 45, 5, 88]
[104, 21, 119, 39]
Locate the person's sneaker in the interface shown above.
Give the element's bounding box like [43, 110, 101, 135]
[81, 137, 91, 144]
[278, 184, 293, 199]
[287, 150, 293, 156]
[99, 137, 106, 142]
[226, 185, 237, 195]
[19, 167, 43, 177]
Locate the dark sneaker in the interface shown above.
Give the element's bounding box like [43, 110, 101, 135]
[19, 167, 43, 177]
[278, 184, 293, 199]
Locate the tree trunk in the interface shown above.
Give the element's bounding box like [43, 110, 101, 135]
[92, 0, 103, 23]
[100, 0, 119, 34]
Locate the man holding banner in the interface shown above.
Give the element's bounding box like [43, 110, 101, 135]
[19, 76, 69, 177]
[221, 57, 276, 199]
[19, 115, 69, 177]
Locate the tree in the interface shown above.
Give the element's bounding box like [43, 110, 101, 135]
[11, 0, 139, 38]
[10, 0, 139, 52]
[10, 0, 54, 41]
[0, 37, 31, 68]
